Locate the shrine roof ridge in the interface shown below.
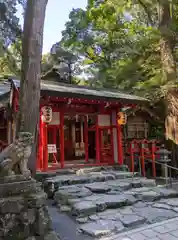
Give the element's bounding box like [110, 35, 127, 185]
[10, 78, 148, 103]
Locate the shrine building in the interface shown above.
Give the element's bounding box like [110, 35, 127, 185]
[0, 78, 148, 172]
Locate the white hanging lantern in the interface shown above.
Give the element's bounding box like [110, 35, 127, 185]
[41, 106, 52, 123]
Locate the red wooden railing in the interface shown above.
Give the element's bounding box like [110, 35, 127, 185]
[127, 139, 160, 177]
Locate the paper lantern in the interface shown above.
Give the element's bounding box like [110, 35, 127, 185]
[41, 106, 52, 123]
[117, 112, 127, 125]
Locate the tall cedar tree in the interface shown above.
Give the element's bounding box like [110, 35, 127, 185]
[16, 0, 48, 174]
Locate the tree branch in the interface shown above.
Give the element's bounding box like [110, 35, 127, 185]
[137, 0, 154, 26]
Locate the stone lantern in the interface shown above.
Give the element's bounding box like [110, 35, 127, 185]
[156, 145, 171, 186]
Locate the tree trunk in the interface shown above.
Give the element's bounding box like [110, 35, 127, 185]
[159, 1, 178, 169]
[159, 1, 177, 84]
[16, 0, 48, 174]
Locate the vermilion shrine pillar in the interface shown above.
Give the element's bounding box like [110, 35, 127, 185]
[84, 115, 89, 162]
[36, 113, 44, 171]
[43, 123, 48, 171]
[59, 110, 65, 168]
[117, 111, 127, 165]
[117, 124, 123, 165]
[96, 115, 100, 163]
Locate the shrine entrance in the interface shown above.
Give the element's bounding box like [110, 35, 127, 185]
[88, 130, 96, 159]
[63, 114, 97, 165]
[47, 125, 60, 167]
[99, 128, 114, 164]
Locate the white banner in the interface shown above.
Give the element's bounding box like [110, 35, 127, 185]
[48, 144, 57, 153]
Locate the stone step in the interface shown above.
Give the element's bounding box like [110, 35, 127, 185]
[36, 165, 130, 182]
[54, 184, 178, 216]
[43, 171, 142, 198]
[52, 175, 178, 239]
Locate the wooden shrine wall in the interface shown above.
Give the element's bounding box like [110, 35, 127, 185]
[125, 115, 149, 139]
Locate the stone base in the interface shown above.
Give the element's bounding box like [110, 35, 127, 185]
[0, 176, 59, 240]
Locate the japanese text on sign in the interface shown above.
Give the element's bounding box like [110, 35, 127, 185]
[48, 144, 57, 153]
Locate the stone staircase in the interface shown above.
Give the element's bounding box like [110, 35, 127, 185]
[40, 167, 178, 239]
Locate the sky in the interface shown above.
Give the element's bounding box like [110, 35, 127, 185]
[17, 0, 87, 53]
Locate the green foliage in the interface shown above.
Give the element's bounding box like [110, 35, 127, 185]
[0, 0, 24, 48]
[59, 0, 178, 97]
[0, 41, 21, 78]
[0, 1, 24, 78]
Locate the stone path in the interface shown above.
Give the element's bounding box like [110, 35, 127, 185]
[105, 216, 178, 240]
[41, 168, 178, 239]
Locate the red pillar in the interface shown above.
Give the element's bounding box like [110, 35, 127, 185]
[43, 122, 48, 171]
[84, 115, 89, 162]
[95, 115, 100, 162]
[60, 111, 65, 168]
[53, 128, 57, 163]
[140, 140, 146, 177]
[117, 124, 124, 165]
[110, 115, 114, 164]
[36, 114, 43, 171]
[151, 141, 156, 178]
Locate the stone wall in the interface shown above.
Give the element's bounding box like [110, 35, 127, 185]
[0, 176, 59, 240]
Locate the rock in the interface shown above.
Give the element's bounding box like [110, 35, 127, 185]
[119, 214, 145, 227]
[134, 206, 177, 224]
[131, 179, 142, 188]
[60, 205, 71, 212]
[152, 203, 172, 210]
[0, 179, 38, 197]
[98, 209, 120, 220]
[44, 180, 55, 198]
[127, 187, 151, 194]
[119, 206, 135, 215]
[83, 194, 103, 202]
[0, 197, 23, 214]
[97, 194, 135, 210]
[76, 167, 103, 175]
[44, 231, 59, 240]
[27, 192, 47, 208]
[72, 201, 97, 216]
[154, 187, 178, 198]
[137, 191, 161, 201]
[108, 180, 131, 190]
[107, 190, 121, 195]
[79, 220, 124, 237]
[0, 177, 55, 240]
[25, 237, 36, 240]
[173, 207, 178, 212]
[140, 179, 156, 187]
[0, 175, 31, 184]
[113, 171, 133, 179]
[160, 198, 178, 207]
[89, 214, 100, 221]
[54, 186, 92, 204]
[76, 217, 88, 223]
[67, 198, 81, 205]
[133, 201, 148, 208]
[0, 213, 17, 236]
[20, 208, 36, 224]
[35, 206, 52, 236]
[85, 183, 111, 193]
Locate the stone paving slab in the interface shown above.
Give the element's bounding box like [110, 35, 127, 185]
[44, 170, 139, 197]
[104, 216, 178, 240]
[44, 169, 178, 239]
